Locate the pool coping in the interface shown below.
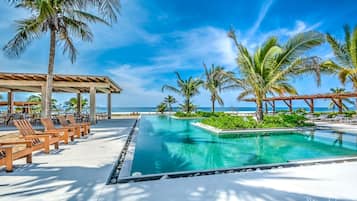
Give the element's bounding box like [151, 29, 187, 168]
[192, 122, 315, 134]
[107, 118, 139, 184]
[108, 116, 357, 184]
[115, 156, 357, 184]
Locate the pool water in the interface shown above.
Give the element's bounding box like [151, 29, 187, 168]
[130, 115, 357, 176]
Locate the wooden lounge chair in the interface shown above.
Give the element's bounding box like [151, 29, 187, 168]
[41, 118, 80, 144]
[57, 116, 82, 138]
[67, 115, 90, 135]
[0, 140, 32, 172]
[14, 120, 61, 154]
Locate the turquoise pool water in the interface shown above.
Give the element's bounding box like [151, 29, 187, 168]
[130, 115, 357, 175]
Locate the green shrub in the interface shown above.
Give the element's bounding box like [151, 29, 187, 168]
[174, 112, 200, 118]
[200, 113, 313, 129]
[201, 115, 257, 129]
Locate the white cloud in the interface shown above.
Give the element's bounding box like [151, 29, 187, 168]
[106, 26, 239, 107]
[248, 0, 274, 36]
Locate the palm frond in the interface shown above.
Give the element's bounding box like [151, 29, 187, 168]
[326, 33, 352, 67]
[3, 18, 43, 57]
[350, 25, 357, 68]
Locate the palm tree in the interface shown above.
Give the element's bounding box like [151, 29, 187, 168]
[163, 95, 177, 112]
[328, 88, 353, 112]
[321, 25, 357, 111]
[27, 94, 58, 113]
[228, 29, 324, 121]
[157, 102, 167, 114]
[162, 72, 203, 113]
[64, 97, 88, 113]
[203, 63, 235, 113]
[4, 0, 120, 117]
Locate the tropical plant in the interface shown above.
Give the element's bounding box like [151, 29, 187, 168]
[162, 72, 203, 113]
[163, 95, 177, 112]
[228, 29, 325, 121]
[64, 97, 88, 113]
[321, 25, 357, 110]
[4, 0, 120, 117]
[202, 63, 235, 113]
[328, 88, 353, 112]
[156, 102, 167, 114]
[26, 94, 58, 113]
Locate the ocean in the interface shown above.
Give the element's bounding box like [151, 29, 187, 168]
[96, 106, 335, 113]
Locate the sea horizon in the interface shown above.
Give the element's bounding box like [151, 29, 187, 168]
[95, 106, 345, 113]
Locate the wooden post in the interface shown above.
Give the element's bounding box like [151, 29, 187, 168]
[107, 93, 112, 119]
[331, 98, 343, 113]
[90, 86, 96, 124]
[7, 91, 14, 114]
[283, 99, 293, 113]
[76, 93, 81, 115]
[41, 85, 46, 117]
[272, 100, 276, 114]
[303, 98, 314, 113]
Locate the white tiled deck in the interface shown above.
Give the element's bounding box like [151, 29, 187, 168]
[1, 119, 357, 201]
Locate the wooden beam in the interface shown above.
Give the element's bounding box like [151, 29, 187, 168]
[283, 99, 293, 112]
[96, 88, 111, 93]
[0, 87, 11, 92]
[8, 86, 41, 92]
[90, 86, 96, 124]
[55, 87, 80, 93]
[53, 81, 109, 88]
[107, 93, 112, 119]
[0, 80, 109, 88]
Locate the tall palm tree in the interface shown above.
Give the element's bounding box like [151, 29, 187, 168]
[162, 72, 203, 113]
[228, 29, 324, 121]
[4, 0, 120, 117]
[163, 95, 177, 112]
[64, 97, 88, 112]
[321, 25, 357, 110]
[328, 88, 353, 112]
[203, 63, 235, 113]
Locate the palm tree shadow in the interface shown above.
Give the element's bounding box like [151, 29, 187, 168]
[0, 163, 113, 201]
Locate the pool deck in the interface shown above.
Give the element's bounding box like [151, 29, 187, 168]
[1, 119, 357, 201]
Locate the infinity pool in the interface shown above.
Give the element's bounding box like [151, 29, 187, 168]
[130, 115, 357, 176]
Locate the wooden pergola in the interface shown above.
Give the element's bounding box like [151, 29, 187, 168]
[0, 101, 40, 114]
[0, 72, 121, 123]
[243, 92, 357, 113]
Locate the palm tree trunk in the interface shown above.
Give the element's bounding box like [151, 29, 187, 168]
[211, 96, 215, 113]
[44, 28, 56, 117]
[338, 99, 343, 113]
[187, 98, 191, 113]
[256, 100, 264, 122]
[355, 88, 357, 112]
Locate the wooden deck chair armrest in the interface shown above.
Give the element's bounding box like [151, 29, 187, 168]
[35, 131, 60, 136]
[0, 141, 32, 146]
[53, 128, 72, 132]
[23, 134, 51, 139]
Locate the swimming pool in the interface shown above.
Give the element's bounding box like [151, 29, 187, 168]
[130, 115, 357, 176]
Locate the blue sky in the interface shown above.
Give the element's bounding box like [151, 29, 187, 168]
[0, 0, 357, 108]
